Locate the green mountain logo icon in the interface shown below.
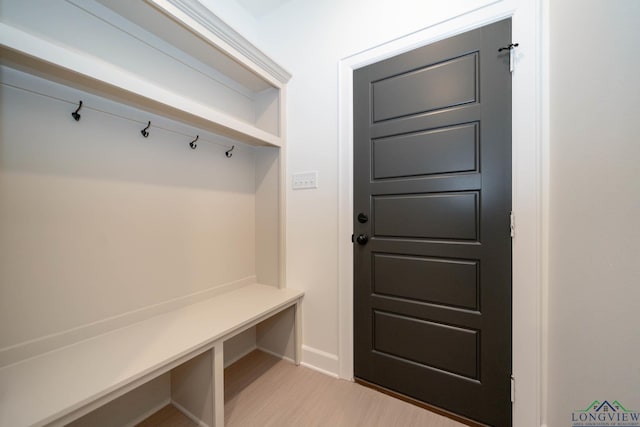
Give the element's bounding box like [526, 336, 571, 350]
[579, 400, 636, 413]
[580, 400, 601, 412]
[612, 401, 633, 413]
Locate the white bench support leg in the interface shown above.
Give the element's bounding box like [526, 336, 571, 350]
[212, 342, 224, 427]
[294, 300, 302, 365]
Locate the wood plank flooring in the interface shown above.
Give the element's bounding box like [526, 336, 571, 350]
[139, 350, 465, 426]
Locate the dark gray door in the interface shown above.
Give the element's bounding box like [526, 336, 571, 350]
[354, 20, 512, 427]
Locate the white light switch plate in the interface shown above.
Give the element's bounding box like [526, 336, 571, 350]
[292, 171, 318, 190]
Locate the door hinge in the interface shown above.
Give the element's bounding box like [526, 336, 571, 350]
[510, 211, 515, 238]
[511, 375, 516, 403]
[498, 42, 519, 73]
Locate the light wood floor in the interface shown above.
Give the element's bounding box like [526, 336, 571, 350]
[139, 350, 465, 427]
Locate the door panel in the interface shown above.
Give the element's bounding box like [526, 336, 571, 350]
[372, 254, 479, 310]
[372, 52, 479, 122]
[372, 122, 479, 179]
[354, 19, 512, 427]
[373, 192, 479, 240]
[373, 311, 479, 379]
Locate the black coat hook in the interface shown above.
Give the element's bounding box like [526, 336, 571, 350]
[71, 100, 83, 121]
[141, 121, 151, 138]
[225, 145, 235, 158]
[189, 135, 199, 150]
[498, 42, 519, 52]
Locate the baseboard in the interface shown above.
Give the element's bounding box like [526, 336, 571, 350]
[300, 345, 339, 378]
[123, 398, 171, 427]
[171, 400, 210, 427]
[0, 276, 256, 367]
[256, 346, 296, 365]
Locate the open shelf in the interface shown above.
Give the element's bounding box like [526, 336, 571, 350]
[0, 0, 290, 147]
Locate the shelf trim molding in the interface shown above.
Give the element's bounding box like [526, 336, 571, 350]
[155, 0, 292, 85]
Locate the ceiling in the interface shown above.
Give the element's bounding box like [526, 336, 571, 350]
[234, 0, 294, 17]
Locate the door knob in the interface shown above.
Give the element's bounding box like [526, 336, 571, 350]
[355, 233, 369, 245]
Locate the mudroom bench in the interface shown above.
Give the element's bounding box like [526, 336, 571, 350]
[0, 283, 303, 427]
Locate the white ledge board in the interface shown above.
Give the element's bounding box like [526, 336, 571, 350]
[0, 284, 303, 427]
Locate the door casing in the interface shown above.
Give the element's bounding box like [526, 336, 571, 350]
[336, 3, 546, 427]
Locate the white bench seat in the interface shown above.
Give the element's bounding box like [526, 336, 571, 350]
[0, 283, 304, 427]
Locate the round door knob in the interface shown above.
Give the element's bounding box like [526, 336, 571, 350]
[356, 233, 369, 245]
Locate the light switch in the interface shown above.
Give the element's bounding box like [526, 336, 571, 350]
[292, 171, 318, 190]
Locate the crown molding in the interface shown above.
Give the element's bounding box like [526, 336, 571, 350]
[163, 0, 292, 84]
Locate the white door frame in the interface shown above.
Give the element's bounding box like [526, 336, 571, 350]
[336, 1, 548, 426]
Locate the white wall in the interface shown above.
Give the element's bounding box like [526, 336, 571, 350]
[199, 0, 258, 39]
[0, 66, 257, 361]
[547, 1, 640, 425]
